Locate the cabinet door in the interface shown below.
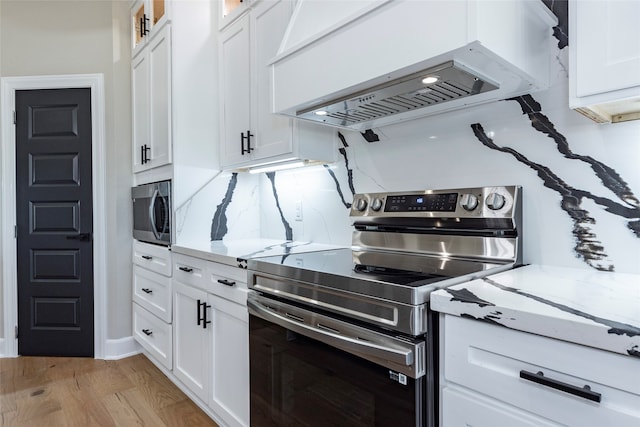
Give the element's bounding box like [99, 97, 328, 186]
[574, 0, 640, 97]
[250, 0, 294, 162]
[173, 281, 211, 403]
[132, 50, 150, 173]
[148, 24, 172, 169]
[210, 296, 249, 427]
[220, 15, 251, 168]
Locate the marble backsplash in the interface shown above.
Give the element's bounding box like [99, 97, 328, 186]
[176, 9, 640, 274]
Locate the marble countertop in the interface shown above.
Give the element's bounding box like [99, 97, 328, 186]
[430, 264, 640, 359]
[171, 238, 346, 267]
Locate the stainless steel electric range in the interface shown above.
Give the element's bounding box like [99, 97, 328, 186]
[247, 186, 522, 427]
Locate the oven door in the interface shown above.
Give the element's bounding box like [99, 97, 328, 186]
[248, 293, 429, 427]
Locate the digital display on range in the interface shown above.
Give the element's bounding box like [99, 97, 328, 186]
[384, 193, 458, 212]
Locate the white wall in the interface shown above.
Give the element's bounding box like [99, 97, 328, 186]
[0, 0, 132, 342]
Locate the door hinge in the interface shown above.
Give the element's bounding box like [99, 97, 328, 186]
[14, 225, 17, 238]
[13, 111, 16, 125]
[15, 325, 18, 339]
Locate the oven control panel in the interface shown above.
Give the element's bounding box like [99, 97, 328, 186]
[384, 192, 458, 213]
[350, 186, 520, 219]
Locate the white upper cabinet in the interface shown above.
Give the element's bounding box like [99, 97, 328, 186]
[219, 0, 335, 171]
[131, 0, 171, 58]
[132, 22, 172, 174]
[569, 0, 640, 123]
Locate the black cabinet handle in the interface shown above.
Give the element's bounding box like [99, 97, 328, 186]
[141, 144, 151, 164]
[217, 279, 236, 287]
[140, 13, 150, 37]
[241, 130, 254, 155]
[197, 299, 202, 326]
[141, 255, 153, 260]
[179, 266, 193, 273]
[141, 288, 153, 294]
[142, 329, 153, 336]
[202, 301, 212, 329]
[196, 299, 212, 329]
[519, 370, 601, 403]
[66, 233, 92, 242]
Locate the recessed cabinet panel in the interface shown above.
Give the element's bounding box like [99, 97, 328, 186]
[132, 24, 172, 173]
[148, 25, 172, 169]
[133, 302, 173, 370]
[220, 15, 251, 167]
[173, 281, 210, 403]
[250, 0, 294, 161]
[133, 265, 172, 322]
[133, 240, 172, 276]
[575, 1, 640, 97]
[132, 51, 150, 172]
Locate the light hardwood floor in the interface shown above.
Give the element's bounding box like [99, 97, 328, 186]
[0, 354, 219, 426]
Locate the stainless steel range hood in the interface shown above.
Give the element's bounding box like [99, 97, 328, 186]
[271, 0, 558, 130]
[297, 61, 499, 128]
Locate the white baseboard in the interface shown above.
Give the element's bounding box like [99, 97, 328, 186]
[0, 337, 4, 357]
[102, 336, 142, 360]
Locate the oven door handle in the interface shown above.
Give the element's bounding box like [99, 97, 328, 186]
[248, 297, 415, 368]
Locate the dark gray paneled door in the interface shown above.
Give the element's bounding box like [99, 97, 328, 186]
[16, 88, 94, 357]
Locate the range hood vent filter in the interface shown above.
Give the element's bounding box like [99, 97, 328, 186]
[298, 61, 498, 127]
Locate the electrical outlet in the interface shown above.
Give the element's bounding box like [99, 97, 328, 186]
[295, 200, 303, 221]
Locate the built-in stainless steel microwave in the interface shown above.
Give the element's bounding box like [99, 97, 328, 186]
[132, 180, 172, 246]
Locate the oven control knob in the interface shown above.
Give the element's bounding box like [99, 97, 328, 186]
[371, 198, 383, 211]
[355, 198, 368, 212]
[486, 193, 506, 210]
[459, 193, 478, 211]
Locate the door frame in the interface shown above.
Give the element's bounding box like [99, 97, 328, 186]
[1, 74, 107, 358]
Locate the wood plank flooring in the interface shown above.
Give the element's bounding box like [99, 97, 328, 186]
[0, 354, 219, 427]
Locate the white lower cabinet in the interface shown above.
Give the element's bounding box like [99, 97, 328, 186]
[132, 240, 173, 370]
[173, 280, 211, 403]
[133, 302, 173, 370]
[439, 315, 640, 427]
[209, 295, 249, 427]
[442, 385, 560, 427]
[171, 252, 250, 426]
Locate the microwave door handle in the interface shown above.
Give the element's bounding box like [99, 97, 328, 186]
[247, 297, 413, 368]
[148, 188, 161, 240]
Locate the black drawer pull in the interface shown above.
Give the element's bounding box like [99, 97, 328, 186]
[142, 329, 153, 336]
[519, 370, 601, 403]
[141, 255, 153, 260]
[217, 279, 236, 287]
[179, 266, 193, 273]
[141, 288, 153, 294]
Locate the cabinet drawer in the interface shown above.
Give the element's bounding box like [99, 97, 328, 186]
[443, 315, 640, 426]
[133, 303, 172, 370]
[173, 253, 207, 289]
[133, 240, 172, 276]
[207, 262, 248, 306]
[133, 265, 172, 322]
[441, 385, 560, 427]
